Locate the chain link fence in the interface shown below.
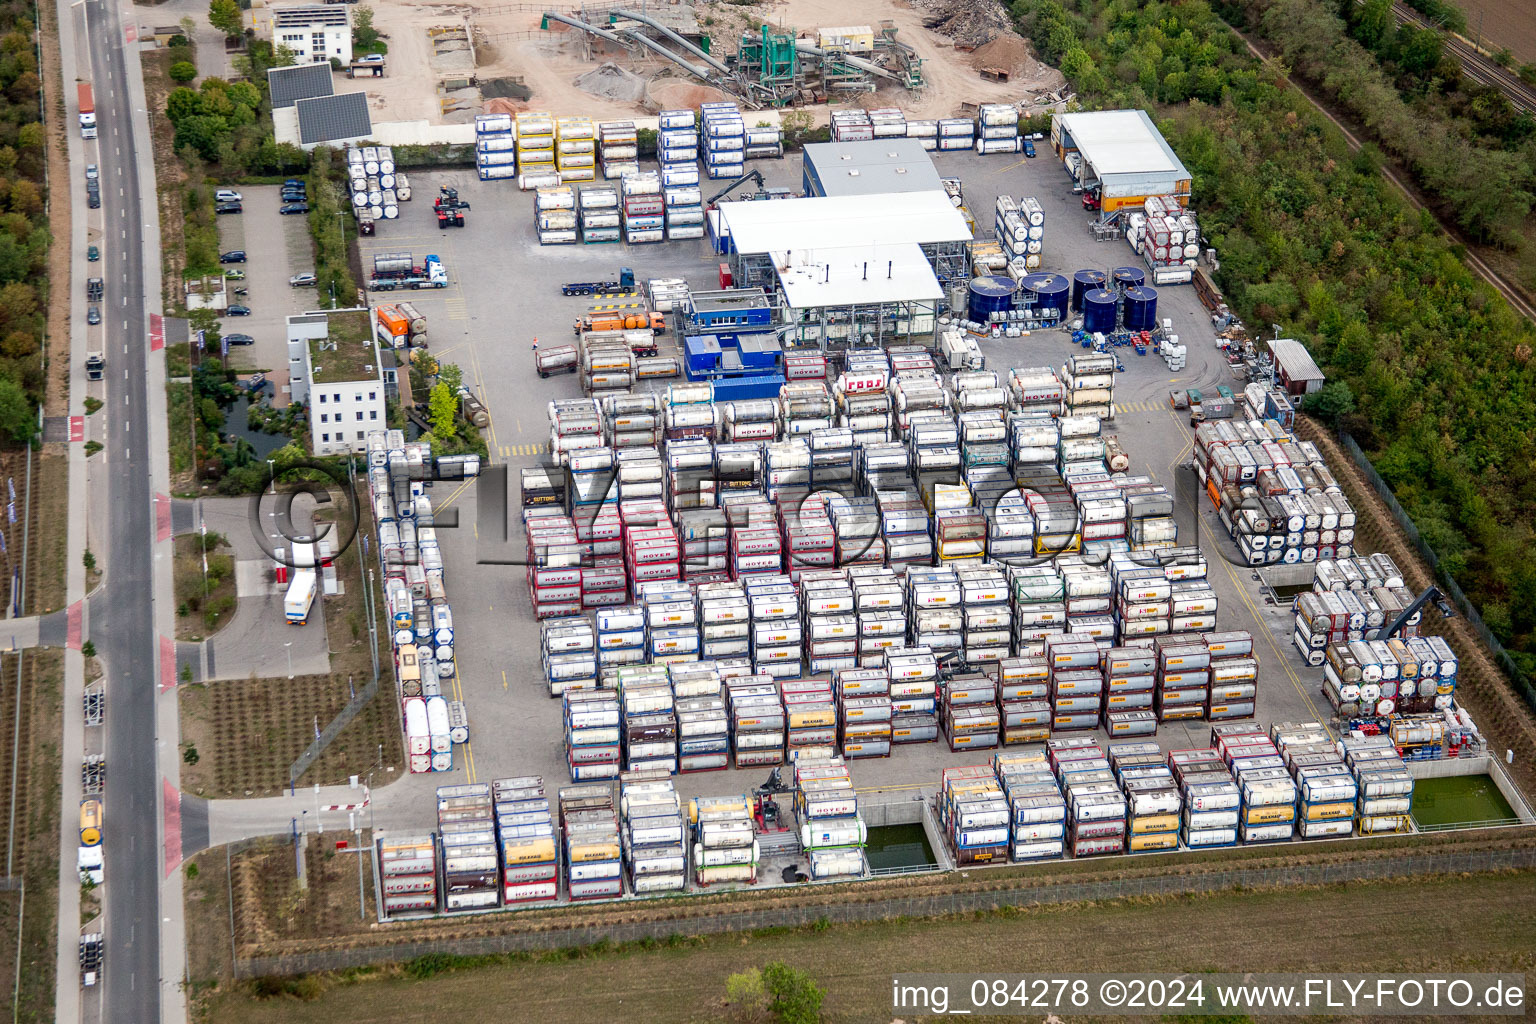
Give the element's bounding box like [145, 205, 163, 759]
[234, 844, 1536, 979]
[1336, 430, 1536, 714]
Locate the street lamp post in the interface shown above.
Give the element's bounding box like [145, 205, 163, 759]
[285, 640, 294, 680]
[267, 458, 276, 494]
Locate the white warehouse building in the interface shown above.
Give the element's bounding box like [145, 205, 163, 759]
[287, 310, 386, 456]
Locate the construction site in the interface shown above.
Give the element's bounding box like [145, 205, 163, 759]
[357, 0, 1065, 126]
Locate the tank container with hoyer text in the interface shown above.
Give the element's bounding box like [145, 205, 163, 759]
[495, 776, 559, 905]
[559, 783, 623, 899]
[794, 754, 867, 879]
[437, 783, 498, 911]
[377, 834, 438, 917]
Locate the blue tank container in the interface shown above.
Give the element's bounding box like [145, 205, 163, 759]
[1111, 266, 1145, 294]
[1081, 288, 1119, 334]
[968, 276, 1017, 322]
[1071, 269, 1107, 312]
[1028, 274, 1071, 320]
[1122, 286, 1159, 331]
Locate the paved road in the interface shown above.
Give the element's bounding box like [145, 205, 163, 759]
[70, 2, 165, 1021]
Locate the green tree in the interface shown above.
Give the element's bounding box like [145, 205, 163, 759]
[762, 962, 824, 1024]
[1300, 380, 1357, 424]
[428, 381, 456, 438]
[0, 376, 33, 442]
[207, 0, 242, 37]
[169, 61, 197, 84]
[437, 361, 464, 395]
[1348, 0, 1392, 51]
[724, 967, 767, 1022]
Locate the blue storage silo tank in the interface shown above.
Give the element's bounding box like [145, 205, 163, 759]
[968, 276, 1017, 322]
[1030, 274, 1071, 319]
[1081, 288, 1119, 334]
[1071, 269, 1106, 312]
[1122, 286, 1158, 331]
[1112, 266, 1145, 294]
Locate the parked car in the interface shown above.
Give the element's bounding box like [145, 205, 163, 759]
[219, 250, 246, 263]
[224, 333, 255, 346]
[280, 190, 307, 203]
[214, 188, 242, 203]
[86, 245, 99, 262]
[215, 202, 242, 215]
[1022, 138, 1036, 158]
[357, 53, 384, 64]
[279, 202, 309, 215]
[284, 178, 305, 188]
[85, 164, 98, 180]
[289, 272, 317, 287]
[224, 269, 246, 280]
[87, 306, 101, 325]
[87, 191, 100, 209]
[87, 277, 103, 301]
[224, 304, 252, 317]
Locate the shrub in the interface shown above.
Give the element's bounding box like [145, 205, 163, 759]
[169, 61, 197, 83]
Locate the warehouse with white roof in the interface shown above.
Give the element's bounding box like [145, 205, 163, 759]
[712, 191, 970, 348]
[1051, 109, 1193, 215]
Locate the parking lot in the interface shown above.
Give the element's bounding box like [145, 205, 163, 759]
[355, 150, 1337, 829]
[216, 185, 320, 393]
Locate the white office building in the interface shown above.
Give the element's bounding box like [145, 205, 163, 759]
[287, 310, 386, 456]
[269, 4, 352, 65]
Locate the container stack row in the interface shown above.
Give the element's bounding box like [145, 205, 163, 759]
[1215, 726, 1298, 844]
[516, 112, 556, 184]
[564, 687, 620, 780]
[346, 145, 400, 222]
[689, 793, 758, 885]
[664, 161, 705, 240]
[377, 834, 437, 919]
[495, 776, 559, 905]
[995, 195, 1045, 275]
[437, 783, 498, 912]
[937, 117, 975, 151]
[830, 109, 873, 142]
[1109, 741, 1181, 851]
[534, 184, 577, 245]
[659, 108, 699, 165]
[993, 750, 1067, 859]
[578, 183, 620, 244]
[974, 103, 1020, 155]
[1318, 635, 1461, 725]
[1127, 195, 1200, 272]
[559, 783, 624, 900]
[1171, 747, 1239, 848]
[1060, 352, 1114, 421]
[619, 770, 687, 893]
[1052, 738, 1128, 857]
[622, 170, 665, 244]
[794, 755, 868, 879]
[938, 765, 1009, 864]
[701, 102, 745, 179]
[1272, 722, 1357, 839]
[475, 113, 516, 182]
[598, 119, 639, 180]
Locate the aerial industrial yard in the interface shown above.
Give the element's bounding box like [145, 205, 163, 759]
[35, 0, 1536, 1019]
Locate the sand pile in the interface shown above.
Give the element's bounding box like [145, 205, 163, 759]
[575, 62, 649, 103]
[968, 33, 1038, 76]
[645, 78, 730, 111]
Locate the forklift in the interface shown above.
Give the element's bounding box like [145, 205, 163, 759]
[434, 185, 470, 229]
[753, 765, 792, 833]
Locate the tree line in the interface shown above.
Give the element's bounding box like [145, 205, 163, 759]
[1011, 0, 1536, 677]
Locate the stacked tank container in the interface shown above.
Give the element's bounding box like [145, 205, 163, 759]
[1046, 635, 1101, 733]
[1101, 645, 1156, 735]
[659, 108, 699, 164]
[1171, 747, 1239, 848]
[534, 184, 577, 245]
[996, 195, 1045, 274]
[1272, 721, 1356, 838]
[377, 834, 438, 918]
[884, 646, 939, 743]
[564, 687, 621, 781]
[997, 656, 1051, 745]
[596, 604, 645, 670]
[1214, 726, 1296, 843]
[617, 665, 677, 773]
[577, 183, 620, 244]
[905, 118, 937, 150]
[746, 575, 800, 677]
[975, 103, 1020, 155]
[728, 674, 785, 767]
[1052, 740, 1126, 857]
[795, 756, 867, 879]
[618, 771, 687, 893]
[941, 670, 999, 752]
[598, 120, 639, 179]
[830, 109, 873, 142]
[1009, 564, 1067, 655]
[743, 123, 783, 160]
[701, 103, 746, 179]
[525, 511, 581, 619]
[673, 663, 730, 772]
[347, 146, 399, 222]
[559, 783, 623, 899]
[494, 776, 559, 905]
[868, 107, 906, 137]
[1110, 742, 1181, 852]
[516, 112, 557, 183]
[1126, 195, 1200, 272]
[836, 665, 892, 758]
[937, 117, 975, 151]
[621, 171, 665, 243]
[783, 677, 837, 756]
[690, 792, 758, 885]
[802, 571, 855, 674]
[939, 765, 1010, 864]
[1061, 353, 1114, 421]
[543, 616, 596, 696]
[1205, 631, 1256, 721]
[639, 581, 698, 666]
[437, 783, 499, 912]
[1154, 639, 1209, 723]
[475, 113, 516, 181]
[665, 168, 705, 240]
[992, 750, 1066, 860]
[1344, 734, 1414, 834]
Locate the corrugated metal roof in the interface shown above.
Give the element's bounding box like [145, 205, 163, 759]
[1058, 109, 1190, 184]
[267, 61, 335, 110]
[296, 92, 372, 146]
[720, 191, 970, 255]
[773, 242, 942, 309]
[1270, 338, 1325, 382]
[803, 140, 943, 197]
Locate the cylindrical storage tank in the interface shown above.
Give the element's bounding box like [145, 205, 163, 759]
[1028, 273, 1071, 319]
[1071, 269, 1106, 312]
[967, 275, 1016, 322]
[1111, 266, 1145, 293]
[1081, 288, 1119, 334]
[1122, 286, 1158, 331]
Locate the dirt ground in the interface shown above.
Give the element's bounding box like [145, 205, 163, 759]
[197, 869, 1536, 1024]
[362, 0, 1063, 124]
[1451, 0, 1536, 64]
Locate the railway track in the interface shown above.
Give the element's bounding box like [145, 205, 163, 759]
[1232, 27, 1536, 323]
[1392, 2, 1536, 114]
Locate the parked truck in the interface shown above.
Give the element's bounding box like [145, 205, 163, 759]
[369, 252, 448, 291]
[84, 352, 104, 381]
[77, 82, 96, 139]
[561, 267, 635, 296]
[284, 568, 317, 624]
[573, 307, 665, 335]
[79, 934, 103, 988]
